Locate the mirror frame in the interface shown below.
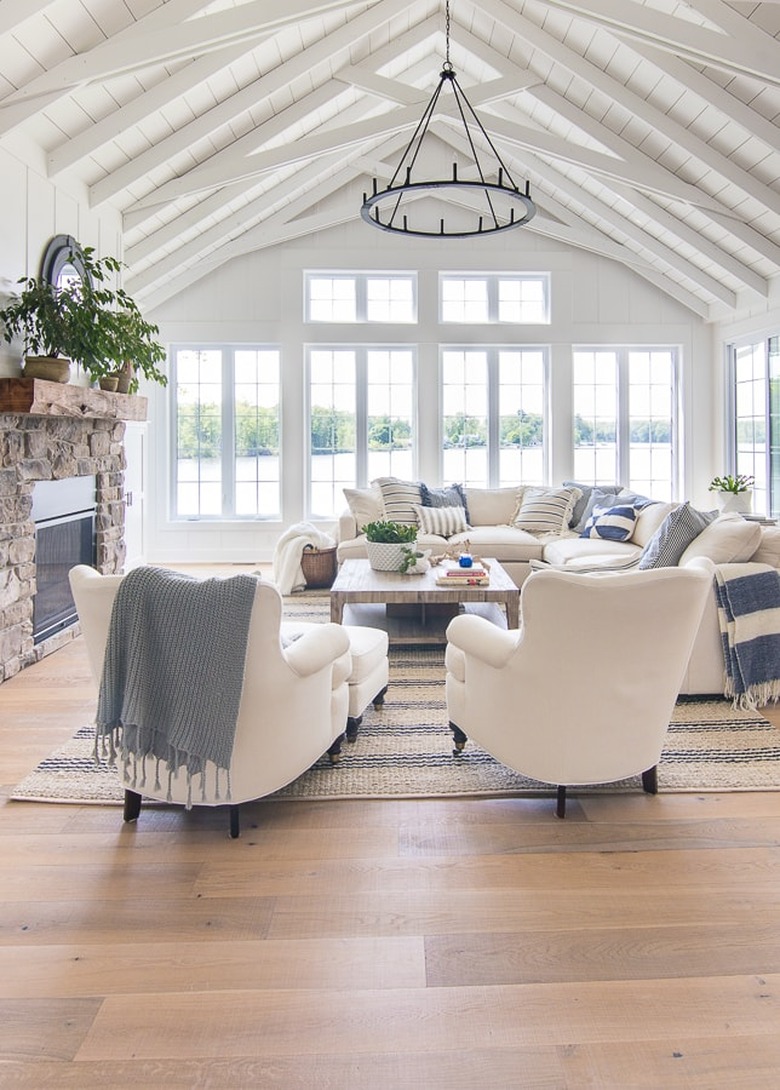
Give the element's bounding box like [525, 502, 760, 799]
[40, 234, 91, 288]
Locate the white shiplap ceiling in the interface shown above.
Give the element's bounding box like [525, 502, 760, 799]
[1, 0, 779, 320]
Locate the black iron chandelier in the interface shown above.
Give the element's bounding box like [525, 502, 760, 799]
[360, 0, 536, 238]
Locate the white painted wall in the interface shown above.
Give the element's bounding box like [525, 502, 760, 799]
[0, 137, 123, 379]
[146, 217, 719, 564]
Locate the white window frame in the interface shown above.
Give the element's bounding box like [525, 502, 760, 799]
[304, 271, 418, 323]
[439, 273, 551, 324]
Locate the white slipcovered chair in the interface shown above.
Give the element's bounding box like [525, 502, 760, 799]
[445, 565, 712, 817]
[69, 565, 353, 837]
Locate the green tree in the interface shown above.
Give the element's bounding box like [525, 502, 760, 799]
[310, 404, 355, 453]
[177, 401, 221, 459]
[500, 410, 543, 447]
[235, 402, 279, 455]
[443, 413, 487, 447]
[368, 415, 412, 449]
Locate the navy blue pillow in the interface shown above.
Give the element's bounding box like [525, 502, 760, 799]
[419, 482, 470, 524]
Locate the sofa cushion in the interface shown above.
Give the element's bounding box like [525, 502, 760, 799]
[638, 502, 717, 569]
[373, 476, 422, 525]
[465, 486, 523, 526]
[447, 525, 545, 562]
[751, 526, 780, 567]
[542, 534, 642, 567]
[513, 486, 581, 536]
[631, 501, 675, 547]
[343, 485, 384, 532]
[564, 482, 622, 531]
[420, 481, 469, 519]
[414, 503, 469, 537]
[678, 513, 762, 566]
[581, 503, 639, 542]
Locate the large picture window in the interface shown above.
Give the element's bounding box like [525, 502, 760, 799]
[730, 336, 780, 517]
[172, 347, 281, 519]
[308, 346, 415, 517]
[441, 347, 547, 488]
[572, 347, 677, 500]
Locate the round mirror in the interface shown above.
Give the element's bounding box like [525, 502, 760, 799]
[40, 234, 91, 292]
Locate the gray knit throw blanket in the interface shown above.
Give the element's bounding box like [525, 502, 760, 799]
[96, 566, 259, 806]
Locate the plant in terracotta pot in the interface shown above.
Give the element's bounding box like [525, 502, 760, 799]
[363, 519, 418, 571]
[708, 473, 754, 514]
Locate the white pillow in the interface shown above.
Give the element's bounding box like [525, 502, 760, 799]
[465, 486, 524, 526]
[678, 513, 762, 565]
[513, 486, 581, 536]
[373, 476, 422, 526]
[343, 486, 383, 532]
[414, 504, 469, 537]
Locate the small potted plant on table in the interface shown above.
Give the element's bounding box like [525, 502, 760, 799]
[363, 520, 418, 571]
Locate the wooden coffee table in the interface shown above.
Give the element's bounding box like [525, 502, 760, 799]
[330, 558, 519, 644]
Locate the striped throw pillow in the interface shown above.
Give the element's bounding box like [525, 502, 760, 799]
[374, 477, 422, 526]
[513, 486, 581, 536]
[581, 503, 639, 542]
[638, 502, 716, 568]
[414, 504, 469, 537]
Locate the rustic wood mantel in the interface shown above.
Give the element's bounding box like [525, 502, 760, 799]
[0, 377, 148, 421]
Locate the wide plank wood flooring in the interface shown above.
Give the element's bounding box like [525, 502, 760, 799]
[1, 569, 779, 1088]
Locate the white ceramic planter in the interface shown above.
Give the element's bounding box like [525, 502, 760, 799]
[715, 491, 752, 514]
[366, 540, 415, 572]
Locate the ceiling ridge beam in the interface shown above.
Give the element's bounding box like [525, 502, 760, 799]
[88, 0, 418, 207]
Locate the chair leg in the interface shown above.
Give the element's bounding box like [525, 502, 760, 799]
[450, 721, 467, 755]
[372, 685, 388, 709]
[642, 766, 658, 795]
[556, 785, 567, 819]
[346, 714, 362, 743]
[229, 805, 240, 839]
[328, 733, 345, 764]
[123, 789, 142, 823]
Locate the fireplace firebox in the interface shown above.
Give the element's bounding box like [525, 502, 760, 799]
[31, 476, 97, 644]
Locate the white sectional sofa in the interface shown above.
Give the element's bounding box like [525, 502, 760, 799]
[336, 479, 780, 697]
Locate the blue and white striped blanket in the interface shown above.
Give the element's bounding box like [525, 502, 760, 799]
[714, 562, 780, 710]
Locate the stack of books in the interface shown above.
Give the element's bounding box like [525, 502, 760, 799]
[435, 560, 490, 586]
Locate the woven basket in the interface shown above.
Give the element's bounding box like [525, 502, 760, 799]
[300, 545, 338, 588]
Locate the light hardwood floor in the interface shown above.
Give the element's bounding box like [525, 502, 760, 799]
[1, 571, 780, 1089]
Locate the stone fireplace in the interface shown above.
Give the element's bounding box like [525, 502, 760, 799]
[0, 377, 147, 682]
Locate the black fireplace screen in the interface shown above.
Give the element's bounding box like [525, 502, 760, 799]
[32, 477, 97, 645]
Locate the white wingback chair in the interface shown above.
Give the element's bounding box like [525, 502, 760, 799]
[69, 565, 352, 836]
[445, 566, 712, 817]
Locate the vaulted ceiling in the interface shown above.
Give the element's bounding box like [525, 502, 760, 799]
[1, 0, 779, 320]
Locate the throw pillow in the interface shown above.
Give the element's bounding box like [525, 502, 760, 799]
[571, 485, 624, 533]
[373, 476, 423, 526]
[414, 504, 469, 537]
[637, 502, 717, 569]
[513, 486, 581, 536]
[343, 485, 383, 532]
[677, 513, 761, 566]
[419, 482, 470, 523]
[465, 486, 524, 526]
[581, 503, 640, 542]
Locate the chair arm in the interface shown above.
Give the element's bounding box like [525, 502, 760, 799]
[338, 509, 358, 543]
[283, 623, 351, 678]
[446, 614, 520, 669]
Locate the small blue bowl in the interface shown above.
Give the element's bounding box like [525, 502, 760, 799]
[458, 554, 473, 568]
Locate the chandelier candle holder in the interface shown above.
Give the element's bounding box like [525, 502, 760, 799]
[360, 1, 535, 238]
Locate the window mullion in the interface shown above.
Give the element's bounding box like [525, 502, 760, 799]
[355, 348, 369, 485]
[222, 347, 236, 517]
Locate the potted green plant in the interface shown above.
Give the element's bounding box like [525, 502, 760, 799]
[63, 248, 168, 394]
[363, 519, 418, 571]
[708, 473, 754, 514]
[0, 272, 76, 382]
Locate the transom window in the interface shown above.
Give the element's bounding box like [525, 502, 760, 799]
[441, 347, 547, 488]
[440, 274, 550, 323]
[305, 273, 416, 323]
[308, 346, 415, 517]
[572, 347, 677, 500]
[172, 347, 280, 519]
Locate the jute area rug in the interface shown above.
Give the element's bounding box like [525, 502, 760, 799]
[11, 593, 780, 805]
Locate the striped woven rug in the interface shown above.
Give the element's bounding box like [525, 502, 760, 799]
[10, 594, 780, 803]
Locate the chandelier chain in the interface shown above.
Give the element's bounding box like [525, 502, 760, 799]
[445, 0, 451, 66]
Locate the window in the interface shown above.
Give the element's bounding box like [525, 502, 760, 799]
[305, 273, 416, 323]
[730, 336, 780, 517]
[172, 347, 280, 519]
[442, 347, 547, 488]
[308, 346, 415, 517]
[572, 347, 677, 500]
[440, 274, 550, 323]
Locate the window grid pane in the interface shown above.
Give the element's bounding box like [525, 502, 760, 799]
[442, 350, 489, 487]
[628, 349, 674, 502]
[233, 350, 281, 517]
[308, 277, 356, 322]
[365, 277, 416, 323]
[309, 350, 357, 518]
[572, 350, 618, 485]
[498, 349, 545, 485]
[366, 349, 415, 482]
[735, 341, 767, 515]
[175, 349, 223, 517]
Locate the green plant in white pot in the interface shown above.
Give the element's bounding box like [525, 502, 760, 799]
[708, 473, 754, 514]
[363, 520, 418, 572]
